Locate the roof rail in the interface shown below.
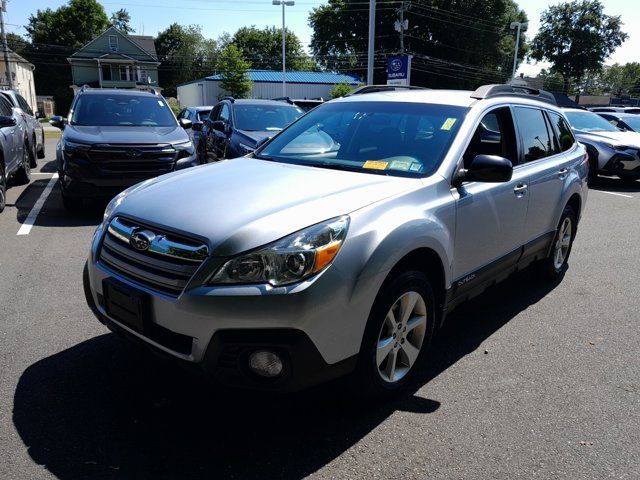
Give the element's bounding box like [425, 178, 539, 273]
[220, 96, 235, 103]
[80, 84, 91, 92]
[471, 84, 557, 105]
[346, 85, 427, 96]
[272, 96, 294, 104]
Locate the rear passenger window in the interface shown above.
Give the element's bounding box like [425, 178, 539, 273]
[0, 96, 13, 117]
[513, 107, 553, 162]
[547, 112, 575, 152]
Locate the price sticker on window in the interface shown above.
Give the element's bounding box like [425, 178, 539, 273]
[363, 160, 388, 170]
[441, 118, 457, 131]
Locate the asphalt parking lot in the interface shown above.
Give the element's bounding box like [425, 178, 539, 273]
[0, 137, 638, 479]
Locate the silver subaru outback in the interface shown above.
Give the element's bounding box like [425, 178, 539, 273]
[84, 85, 588, 395]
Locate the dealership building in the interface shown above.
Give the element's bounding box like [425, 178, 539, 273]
[177, 70, 360, 106]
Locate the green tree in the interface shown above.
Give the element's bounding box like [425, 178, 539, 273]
[6, 33, 28, 56]
[110, 9, 135, 34]
[25, 0, 110, 114]
[216, 44, 252, 98]
[598, 63, 640, 95]
[231, 26, 317, 71]
[538, 68, 567, 92]
[329, 82, 354, 98]
[155, 24, 218, 97]
[530, 0, 627, 95]
[309, 0, 527, 89]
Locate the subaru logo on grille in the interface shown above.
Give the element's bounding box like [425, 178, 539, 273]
[126, 148, 143, 158]
[130, 230, 155, 251]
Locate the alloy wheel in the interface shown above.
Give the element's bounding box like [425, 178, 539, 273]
[376, 291, 427, 383]
[553, 217, 572, 270]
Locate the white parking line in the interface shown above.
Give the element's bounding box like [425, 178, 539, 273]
[16, 173, 59, 236]
[593, 190, 634, 199]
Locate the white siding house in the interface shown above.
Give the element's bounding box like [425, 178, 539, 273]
[0, 49, 37, 111]
[177, 70, 361, 106]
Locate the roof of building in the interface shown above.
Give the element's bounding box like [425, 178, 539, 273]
[4, 48, 33, 69]
[205, 70, 361, 85]
[128, 35, 158, 59]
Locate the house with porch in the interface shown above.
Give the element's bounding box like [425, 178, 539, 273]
[68, 26, 160, 91]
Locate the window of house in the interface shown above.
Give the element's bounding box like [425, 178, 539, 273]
[101, 65, 112, 81]
[109, 35, 118, 52]
[119, 65, 130, 81]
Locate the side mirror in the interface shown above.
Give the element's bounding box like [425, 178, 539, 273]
[0, 115, 16, 128]
[212, 120, 230, 135]
[49, 115, 67, 130]
[179, 118, 192, 130]
[455, 155, 513, 186]
[192, 121, 203, 132]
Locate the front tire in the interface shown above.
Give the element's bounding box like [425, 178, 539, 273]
[540, 205, 577, 279]
[352, 270, 436, 398]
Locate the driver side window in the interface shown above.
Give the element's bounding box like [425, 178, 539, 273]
[219, 104, 231, 123]
[463, 107, 517, 169]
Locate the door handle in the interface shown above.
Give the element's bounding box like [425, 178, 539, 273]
[513, 184, 528, 195]
[558, 168, 568, 176]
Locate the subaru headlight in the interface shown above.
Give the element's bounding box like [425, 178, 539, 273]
[604, 142, 631, 151]
[210, 216, 349, 286]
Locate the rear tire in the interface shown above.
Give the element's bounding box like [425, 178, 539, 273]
[352, 270, 435, 399]
[539, 205, 577, 279]
[13, 145, 32, 185]
[0, 163, 6, 213]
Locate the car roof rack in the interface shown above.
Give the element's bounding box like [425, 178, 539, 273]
[346, 85, 427, 96]
[272, 96, 295, 104]
[138, 86, 160, 95]
[220, 96, 235, 103]
[471, 84, 557, 105]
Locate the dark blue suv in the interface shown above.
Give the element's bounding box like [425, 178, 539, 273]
[199, 98, 303, 162]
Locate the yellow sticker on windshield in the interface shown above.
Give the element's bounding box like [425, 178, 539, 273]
[441, 118, 457, 131]
[363, 160, 388, 170]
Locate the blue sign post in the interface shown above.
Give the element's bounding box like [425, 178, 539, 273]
[386, 55, 412, 86]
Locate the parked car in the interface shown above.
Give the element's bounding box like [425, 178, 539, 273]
[0, 94, 32, 213]
[273, 97, 324, 111]
[589, 106, 640, 114]
[50, 87, 197, 210]
[85, 84, 588, 395]
[177, 106, 213, 160]
[563, 107, 640, 184]
[0, 90, 45, 167]
[596, 112, 640, 133]
[199, 98, 304, 162]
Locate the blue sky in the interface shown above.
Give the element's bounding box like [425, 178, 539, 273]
[5, 0, 638, 75]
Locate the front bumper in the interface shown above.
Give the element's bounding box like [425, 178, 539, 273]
[84, 223, 366, 391]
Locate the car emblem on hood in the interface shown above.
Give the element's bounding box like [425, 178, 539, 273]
[126, 148, 143, 158]
[130, 230, 155, 251]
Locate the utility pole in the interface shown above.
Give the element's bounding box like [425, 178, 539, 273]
[272, 0, 295, 97]
[367, 0, 375, 85]
[510, 21, 528, 83]
[395, 1, 409, 54]
[0, 0, 13, 89]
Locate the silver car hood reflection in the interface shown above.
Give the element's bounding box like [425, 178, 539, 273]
[113, 157, 418, 256]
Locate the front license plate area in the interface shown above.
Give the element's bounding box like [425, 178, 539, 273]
[103, 279, 150, 333]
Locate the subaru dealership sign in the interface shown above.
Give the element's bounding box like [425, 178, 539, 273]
[387, 55, 412, 86]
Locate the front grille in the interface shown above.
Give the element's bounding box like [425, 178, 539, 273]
[99, 217, 209, 296]
[88, 144, 177, 174]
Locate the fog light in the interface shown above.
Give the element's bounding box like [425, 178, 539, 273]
[248, 350, 283, 378]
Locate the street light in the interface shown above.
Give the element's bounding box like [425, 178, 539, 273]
[510, 21, 528, 83]
[272, 0, 295, 97]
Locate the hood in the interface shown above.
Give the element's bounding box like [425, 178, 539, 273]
[113, 158, 418, 256]
[236, 129, 276, 146]
[573, 129, 640, 148]
[65, 125, 190, 145]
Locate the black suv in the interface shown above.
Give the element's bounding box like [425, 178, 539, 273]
[50, 88, 196, 210]
[198, 98, 303, 162]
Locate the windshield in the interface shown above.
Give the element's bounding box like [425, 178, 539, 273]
[234, 104, 304, 131]
[197, 110, 211, 121]
[564, 111, 619, 133]
[621, 116, 640, 131]
[71, 94, 177, 127]
[257, 101, 468, 177]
